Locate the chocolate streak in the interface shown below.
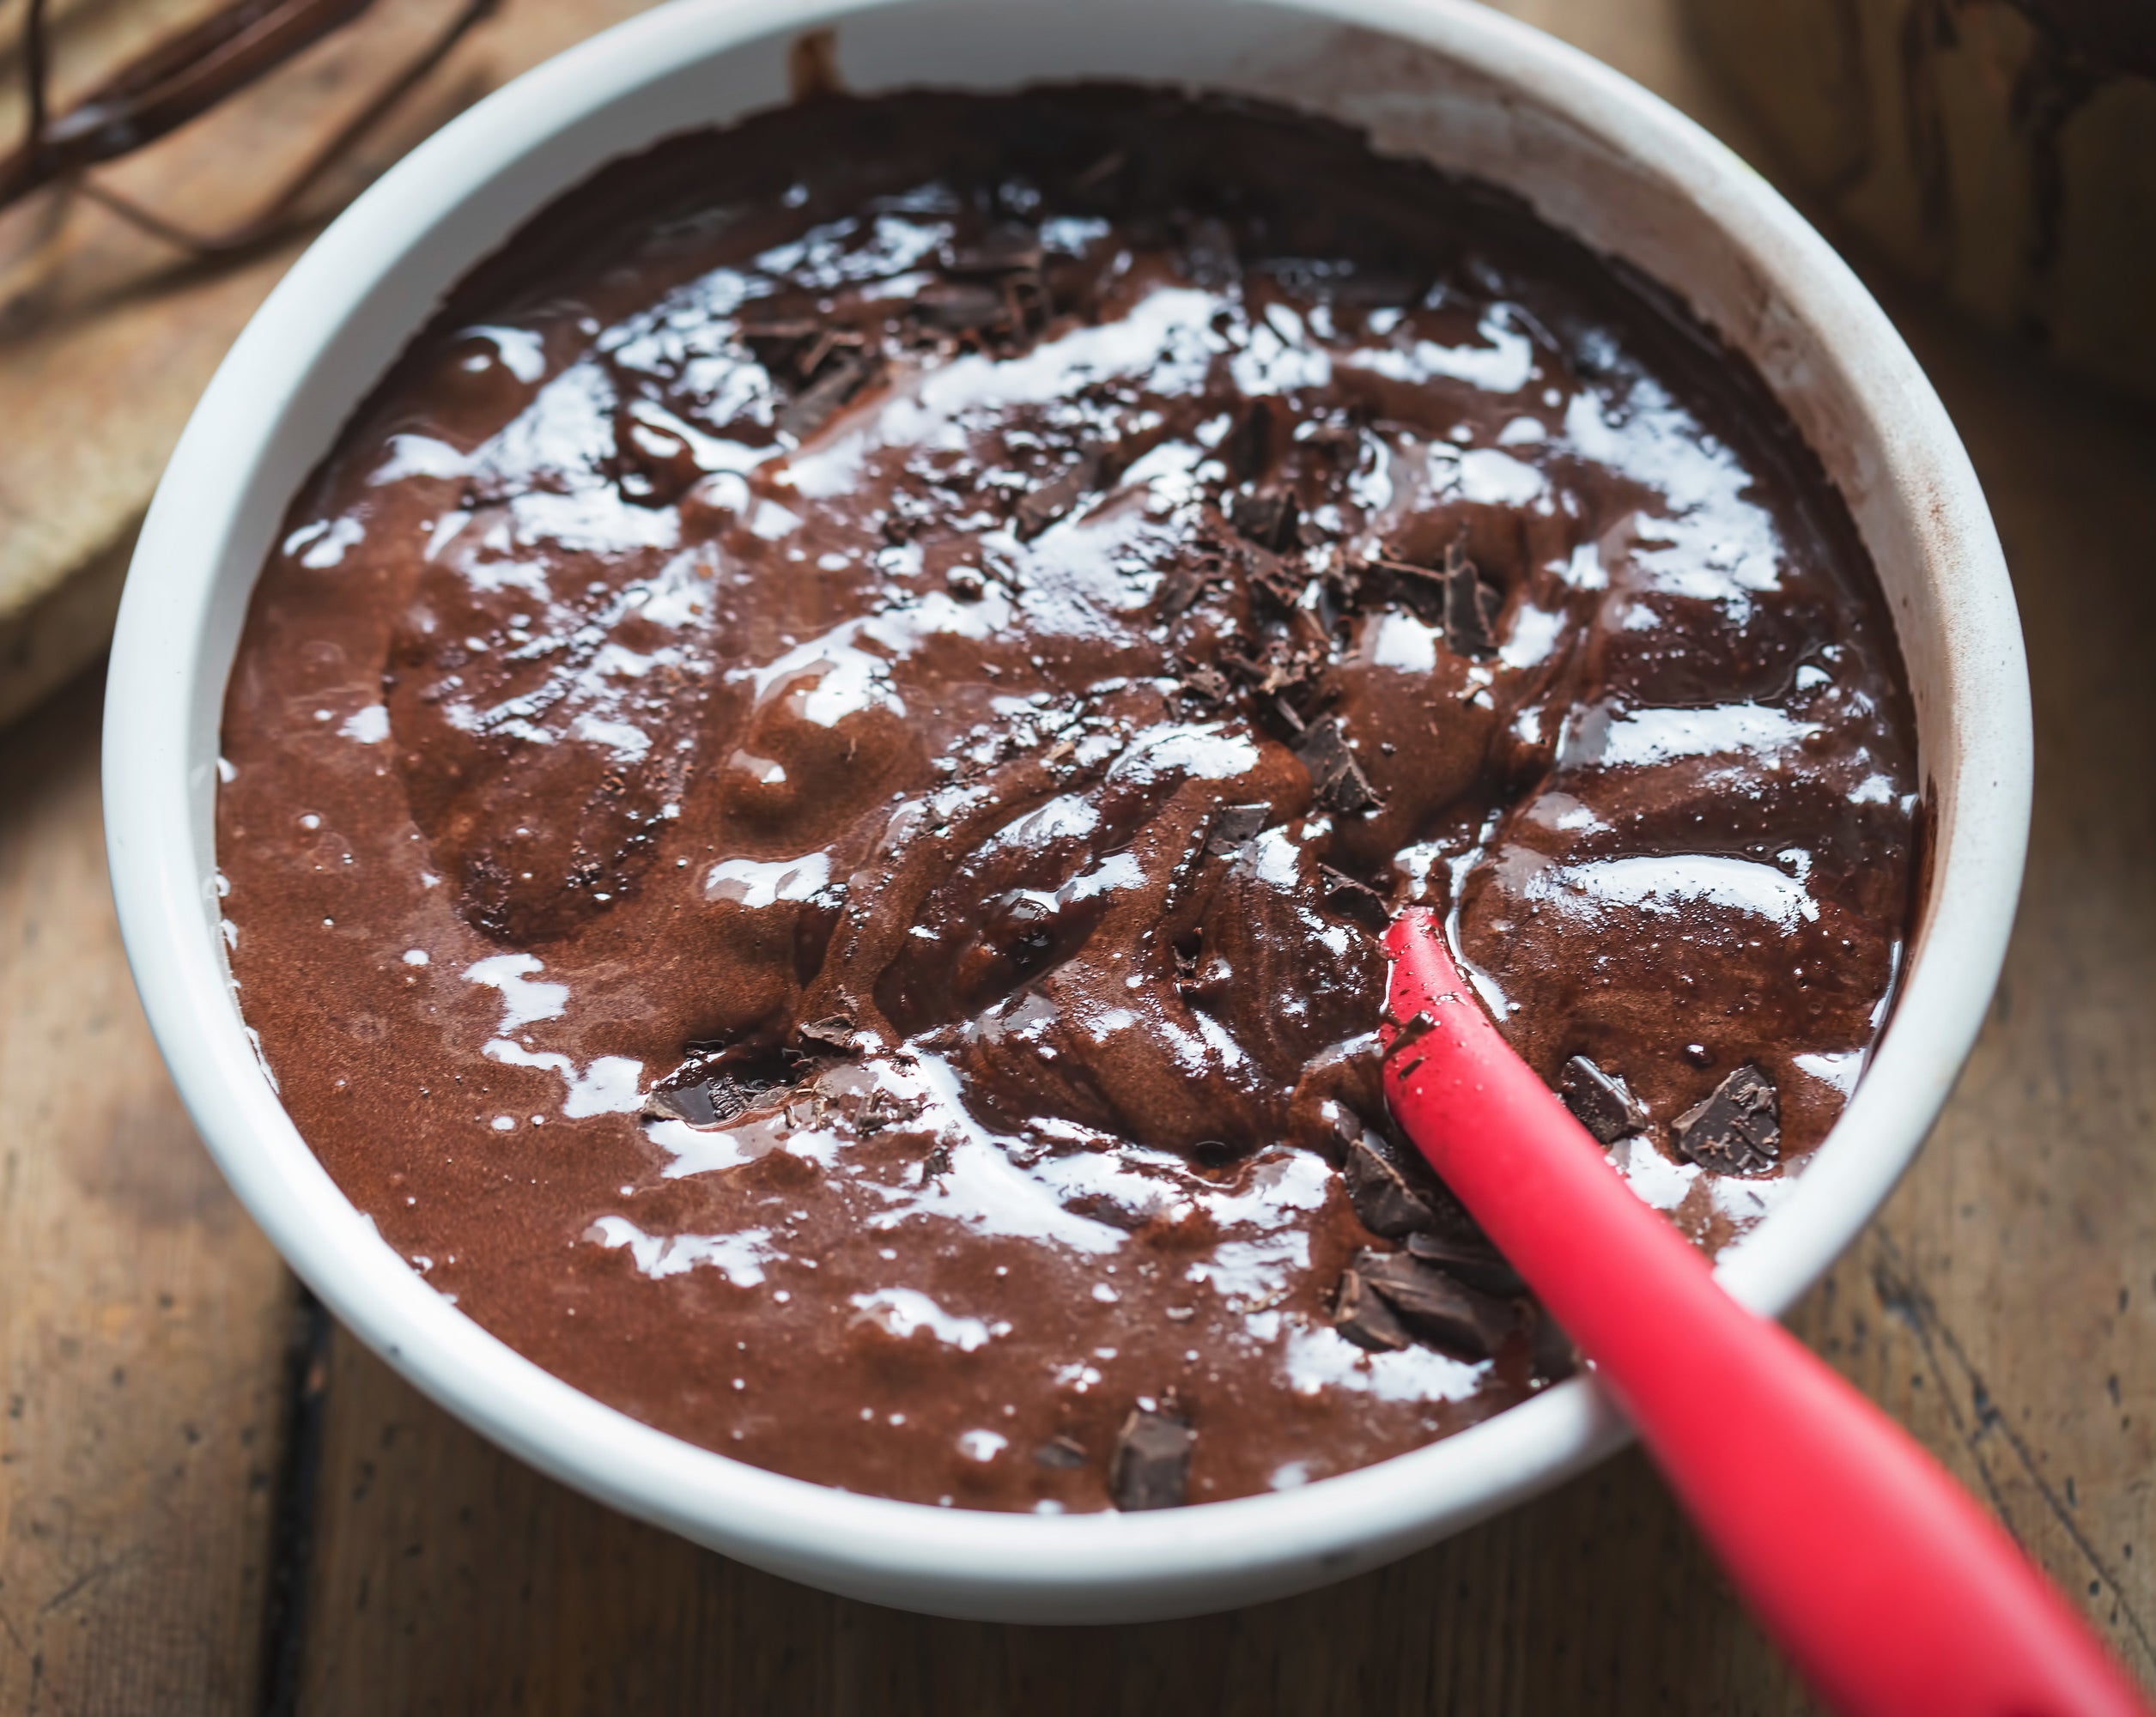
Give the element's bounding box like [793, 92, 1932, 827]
[216, 88, 1917, 1510]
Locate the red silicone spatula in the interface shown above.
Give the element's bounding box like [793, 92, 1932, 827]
[1382, 907, 2147, 1717]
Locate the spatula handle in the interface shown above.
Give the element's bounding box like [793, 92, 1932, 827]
[1382, 908, 2146, 1717]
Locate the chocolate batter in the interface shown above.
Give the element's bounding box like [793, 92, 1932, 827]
[216, 88, 1918, 1511]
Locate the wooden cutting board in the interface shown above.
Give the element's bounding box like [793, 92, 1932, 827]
[0, 0, 661, 727]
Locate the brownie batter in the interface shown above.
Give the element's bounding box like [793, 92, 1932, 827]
[216, 88, 1918, 1511]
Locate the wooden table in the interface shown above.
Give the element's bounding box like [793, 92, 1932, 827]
[3, 3, 2152, 1710]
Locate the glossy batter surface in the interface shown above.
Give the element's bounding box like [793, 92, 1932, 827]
[217, 88, 1917, 1510]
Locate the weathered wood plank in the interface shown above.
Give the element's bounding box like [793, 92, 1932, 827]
[0, 670, 300, 1714]
[0, 0, 665, 725]
[295, 1322, 1808, 1717]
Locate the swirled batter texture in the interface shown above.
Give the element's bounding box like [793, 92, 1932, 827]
[217, 88, 1917, 1510]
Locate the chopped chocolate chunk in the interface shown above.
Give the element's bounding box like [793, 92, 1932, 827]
[1441, 543, 1500, 658]
[1296, 717, 1383, 815]
[1034, 1435, 1088, 1470]
[1319, 865, 1390, 933]
[737, 316, 821, 370]
[1405, 1230, 1527, 1297]
[1223, 397, 1279, 482]
[641, 1081, 722, 1128]
[913, 278, 1009, 333]
[798, 1014, 859, 1052]
[1157, 562, 1210, 618]
[1354, 1247, 1518, 1359]
[1223, 638, 1320, 701]
[1176, 661, 1231, 704]
[1672, 1064, 1781, 1175]
[1301, 417, 1364, 454]
[1230, 488, 1301, 552]
[1238, 540, 1309, 614]
[1343, 1136, 1435, 1237]
[1559, 1054, 1649, 1144]
[1207, 803, 1270, 857]
[1382, 1009, 1435, 1060]
[858, 1087, 928, 1133]
[775, 349, 880, 440]
[1530, 1307, 1581, 1381]
[642, 1071, 765, 1129]
[945, 565, 987, 601]
[1181, 215, 1237, 288]
[1331, 1267, 1412, 1352]
[948, 222, 1043, 276]
[1333, 267, 1425, 306]
[1110, 1407, 1194, 1510]
[612, 408, 704, 508]
[1014, 448, 1102, 539]
[1352, 555, 1439, 623]
[793, 326, 865, 381]
[1070, 146, 1127, 191]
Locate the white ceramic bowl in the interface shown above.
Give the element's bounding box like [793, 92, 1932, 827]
[103, 0, 2029, 1623]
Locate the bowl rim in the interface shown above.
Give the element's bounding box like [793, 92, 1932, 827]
[101, 0, 2029, 1621]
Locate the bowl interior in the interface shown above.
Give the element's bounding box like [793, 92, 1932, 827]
[105, 0, 2025, 1623]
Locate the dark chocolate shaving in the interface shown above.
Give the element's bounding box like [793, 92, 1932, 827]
[1176, 661, 1231, 704]
[913, 278, 1009, 334]
[1404, 1230, 1527, 1298]
[1559, 1054, 1648, 1144]
[1223, 637, 1320, 703]
[738, 317, 821, 371]
[1014, 447, 1102, 539]
[1181, 215, 1237, 288]
[1110, 1407, 1194, 1510]
[1318, 865, 1390, 933]
[858, 1087, 927, 1133]
[1034, 1435, 1088, 1470]
[775, 349, 880, 440]
[611, 409, 704, 508]
[1206, 803, 1270, 858]
[798, 1014, 859, 1052]
[1382, 1009, 1436, 1059]
[793, 326, 865, 382]
[1353, 1247, 1517, 1360]
[1295, 718, 1382, 815]
[1238, 540, 1309, 615]
[948, 222, 1043, 276]
[1343, 1136, 1434, 1238]
[1441, 542, 1499, 658]
[1530, 1307, 1581, 1382]
[640, 1077, 756, 1129]
[1157, 561, 1212, 618]
[1223, 397, 1278, 483]
[1229, 488, 1300, 552]
[1331, 1266, 1412, 1352]
[1671, 1063, 1781, 1175]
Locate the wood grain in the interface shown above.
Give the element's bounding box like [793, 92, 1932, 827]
[292, 1323, 1808, 1717]
[0, 671, 298, 1715]
[0, 1, 2148, 1712]
[0, 0, 663, 725]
